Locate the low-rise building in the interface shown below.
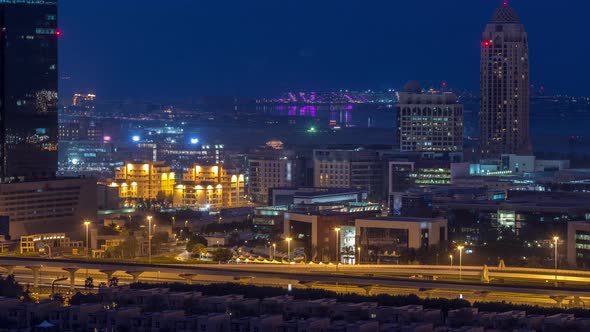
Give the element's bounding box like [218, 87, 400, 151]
[112, 161, 175, 203]
[173, 164, 245, 209]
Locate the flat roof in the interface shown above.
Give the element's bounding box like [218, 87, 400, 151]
[360, 216, 445, 223]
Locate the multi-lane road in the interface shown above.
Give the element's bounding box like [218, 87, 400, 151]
[2, 257, 590, 308]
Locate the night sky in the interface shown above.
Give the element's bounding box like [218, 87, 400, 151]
[58, 0, 590, 101]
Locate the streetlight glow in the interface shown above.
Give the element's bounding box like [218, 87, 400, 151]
[553, 236, 559, 286]
[83, 220, 91, 258]
[457, 246, 464, 281]
[147, 216, 153, 264]
[334, 227, 341, 264]
[286, 237, 292, 263]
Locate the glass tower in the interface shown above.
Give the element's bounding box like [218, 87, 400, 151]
[0, 0, 58, 179]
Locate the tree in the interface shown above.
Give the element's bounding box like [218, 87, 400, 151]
[151, 231, 169, 254]
[192, 243, 208, 258]
[108, 277, 119, 287]
[120, 235, 139, 259]
[186, 234, 207, 252]
[84, 277, 94, 289]
[212, 248, 233, 262]
[0, 275, 29, 300]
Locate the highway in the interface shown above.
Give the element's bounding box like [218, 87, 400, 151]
[1, 257, 590, 308]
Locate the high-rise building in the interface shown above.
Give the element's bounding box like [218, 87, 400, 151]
[480, 2, 530, 157]
[0, 1, 59, 178]
[396, 81, 463, 152]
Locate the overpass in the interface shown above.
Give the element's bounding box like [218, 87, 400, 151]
[1, 257, 590, 307]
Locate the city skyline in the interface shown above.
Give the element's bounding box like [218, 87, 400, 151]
[58, 0, 590, 101]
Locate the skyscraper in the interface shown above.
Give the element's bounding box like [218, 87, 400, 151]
[480, 2, 530, 157]
[0, 1, 58, 179]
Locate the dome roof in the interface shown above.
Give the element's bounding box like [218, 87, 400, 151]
[403, 81, 422, 94]
[491, 3, 520, 23]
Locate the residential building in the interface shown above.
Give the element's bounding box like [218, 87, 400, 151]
[173, 164, 245, 209]
[112, 161, 175, 202]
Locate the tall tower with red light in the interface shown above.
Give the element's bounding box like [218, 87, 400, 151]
[480, 2, 530, 157]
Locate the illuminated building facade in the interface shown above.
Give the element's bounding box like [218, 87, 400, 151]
[72, 93, 96, 110]
[388, 160, 469, 214]
[314, 149, 384, 201]
[173, 164, 245, 209]
[112, 161, 175, 202]
[396, 81, 463, 152]
[0, 1, 59, 179]
[480, 3, 530, 157]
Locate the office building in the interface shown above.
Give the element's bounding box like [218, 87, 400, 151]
[112, 161, 175, 203]
[314, 149, 384, 201]
[480, 2, 530, 157]
[269, 187, 368, 206]
[0, 1, 58, 179]
[568, 221, 590, 268]
[249, 158, 294, 204]
[173, 164, 245, 209]
[0, 177, 97, 239]
[396, 81, 463, 152]
[388, 160, 469, 213]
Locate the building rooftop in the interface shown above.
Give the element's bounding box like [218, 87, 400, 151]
[491, 2, 520, 24]
[362, 216, 445, 223]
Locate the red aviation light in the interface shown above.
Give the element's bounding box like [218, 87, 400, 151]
[55, 30, 62, 37]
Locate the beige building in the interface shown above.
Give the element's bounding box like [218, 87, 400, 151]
[112, 161, 175, 202]
[480, 3, 530, 157]
[396, 81, 463, 152]
[249, 159, 293, 204]
[20, 233, 83, 255]
[173, 164, 245, 209]
[0, 178, 97, 239]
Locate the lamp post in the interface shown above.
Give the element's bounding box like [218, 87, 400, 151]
[286, 238, 292, 263]
[147, 216, 153, 264]
[334, 227, 341, 264]
[449, 254, 453, 267]
[83, 220, 91, 258]
[357, 247, 361, 265]
[457, 246, 464, 280]
[553, 236, 559, 286]
[272, 243, 276, 261]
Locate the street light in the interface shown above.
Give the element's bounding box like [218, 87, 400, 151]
[553, 236, 559, 286]
[457, 246, 464, 280]
[285, 238, 292, 263]
[147, 216, 153, 264]
[357, 247, 361, 265]
[272, 243, 276, 261]
[449, 254, 453, 267]
[83, 220, 91, 258]
[334, 227, 341, 264]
